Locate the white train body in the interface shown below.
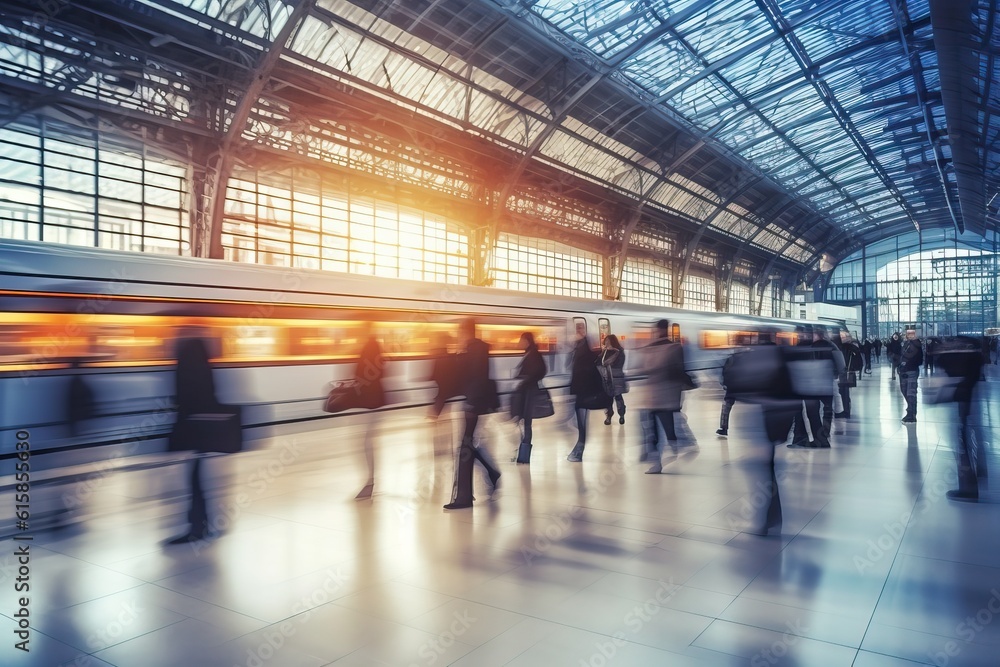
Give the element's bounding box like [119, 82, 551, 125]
[0, 240, 832, 468]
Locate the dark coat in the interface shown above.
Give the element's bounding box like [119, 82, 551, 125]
[936, 342, 983, 403]
[174, 337, 219, 418]
[598, 347, 627, 395]
[899, 338, 923, 373]
[430, 351, 459, 400]
[516, 344, 546, 390]
[887, 336, 902, 360]
[353, 337, 386, 409]
[569, 337, 600, 395]
[461, 337, 497, 414]
[842, 341, 863, 373]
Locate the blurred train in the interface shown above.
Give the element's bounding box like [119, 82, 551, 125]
[0, 240, 841, 467]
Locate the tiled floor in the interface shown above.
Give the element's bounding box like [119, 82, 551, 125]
[4, 363, 999, 666]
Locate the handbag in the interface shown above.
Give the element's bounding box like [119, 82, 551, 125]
[922, 376, 961, 404]
[324, 380, 360, 413]
[839, 370, 857, 387]
[532, 387, 555, 419]
[168, 405, 243, 454]
[576, 390, 612, 410]
[787, 359, 833, 397]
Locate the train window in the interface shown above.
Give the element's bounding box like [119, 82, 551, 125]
[700, 330, 759, 349]
[572, 317, 587, 338]
[671, 323, 681, 342]
[0, 303, 564, 372]
[598, 318, 610, 346]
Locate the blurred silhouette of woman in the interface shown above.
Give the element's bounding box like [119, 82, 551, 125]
[353, 322, 385, 499]
[599, 334, 627, 425]
[512, 332, 546, 464]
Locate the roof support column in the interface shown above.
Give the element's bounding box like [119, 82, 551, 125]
[200, 0, 314, 259]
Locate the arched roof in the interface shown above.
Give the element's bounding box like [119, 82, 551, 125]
[1, 0, 997, 282]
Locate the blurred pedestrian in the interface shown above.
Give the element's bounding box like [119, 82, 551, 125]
[836, 332, 862, 418]
[353, 322, 386, 499]
[640, 319, 691, 473]
[166, 336, 224, 544]
[873, 337, 882, 363]
[934, 337, 986, 501]
[599, 334, 627, 425]
[566, 323, 607, 462]
[444, 318, 501, 509]
[725, 332, 794, 535]
[66, 358, 96, 436]
[861, 337, 873, 374]
[717, 352, 737, 437]
[898, 329, 922, 423]
[887, 332, 902, 380]
[512, 332, 546, 464]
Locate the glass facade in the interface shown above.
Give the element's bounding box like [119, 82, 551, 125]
[621, 257, 673, 306]
[827, 231, 1000, 337]
[493, 233, 602, 299]
[224, 170, 468, 283]
[682, 274, 717, 312]
[729, 281, 751, 314]
[0, 118, 189, 254]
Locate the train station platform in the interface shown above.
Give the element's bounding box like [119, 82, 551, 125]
[3, 361, 999, 667]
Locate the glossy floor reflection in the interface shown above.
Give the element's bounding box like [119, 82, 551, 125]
[4, 363, 1000, 666]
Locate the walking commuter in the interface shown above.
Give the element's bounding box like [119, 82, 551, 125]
[444, 318, 501, 509]
[814, 328, 845, 433]
[887, 332, 902, 380]
[566, 324, 607, 462]
[787, 326, 840, 448]
[167, 336, 217, 543]
[717, 352, 737, 437]
[934, 337, 986, 501]
[837, 333, 862, 418]
[511, 332, 546, 464]
[599, 334, 627, 425]
[725, 333, 795, 535]
[640, 320, 692, 473]
[861, 337, 873, 374]
[429, 332, 457, 420]
[898, 329, 922, 423]
[874, 337, 882, 363]
[352, 323, 387, 499]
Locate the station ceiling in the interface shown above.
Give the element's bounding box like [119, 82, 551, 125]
[1, 0, 997, 281]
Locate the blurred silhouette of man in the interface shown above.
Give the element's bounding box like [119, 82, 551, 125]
[898, 329, 922, 423]
[167, 336, 221, 544]
[935, 337, 985, 501]
[444, 318, 500, 509]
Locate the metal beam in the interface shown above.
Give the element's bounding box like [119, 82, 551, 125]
[203, 0, 314, 259]
[929, 0, 985, 235]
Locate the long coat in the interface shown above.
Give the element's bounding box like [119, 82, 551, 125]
[460, 337, 497, 414]
[631, 339, 686, 411]
[598, 348, 627, 396]
[353, 337, 386, 409]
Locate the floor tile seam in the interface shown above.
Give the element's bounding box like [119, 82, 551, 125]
[855, 465, 933, 657]
[852, 647, 934, 666]
[144, 580, 276, 626]
[862, 615, 1000, 648]
[84, 616, 191, 657]
[690, 615, 866, 652]
[32, 581, 149, 619]
[715, 593, 872, 628]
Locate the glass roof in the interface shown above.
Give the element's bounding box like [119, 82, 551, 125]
[4, 0, 991, 275]
[529, 0, 962, 251]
